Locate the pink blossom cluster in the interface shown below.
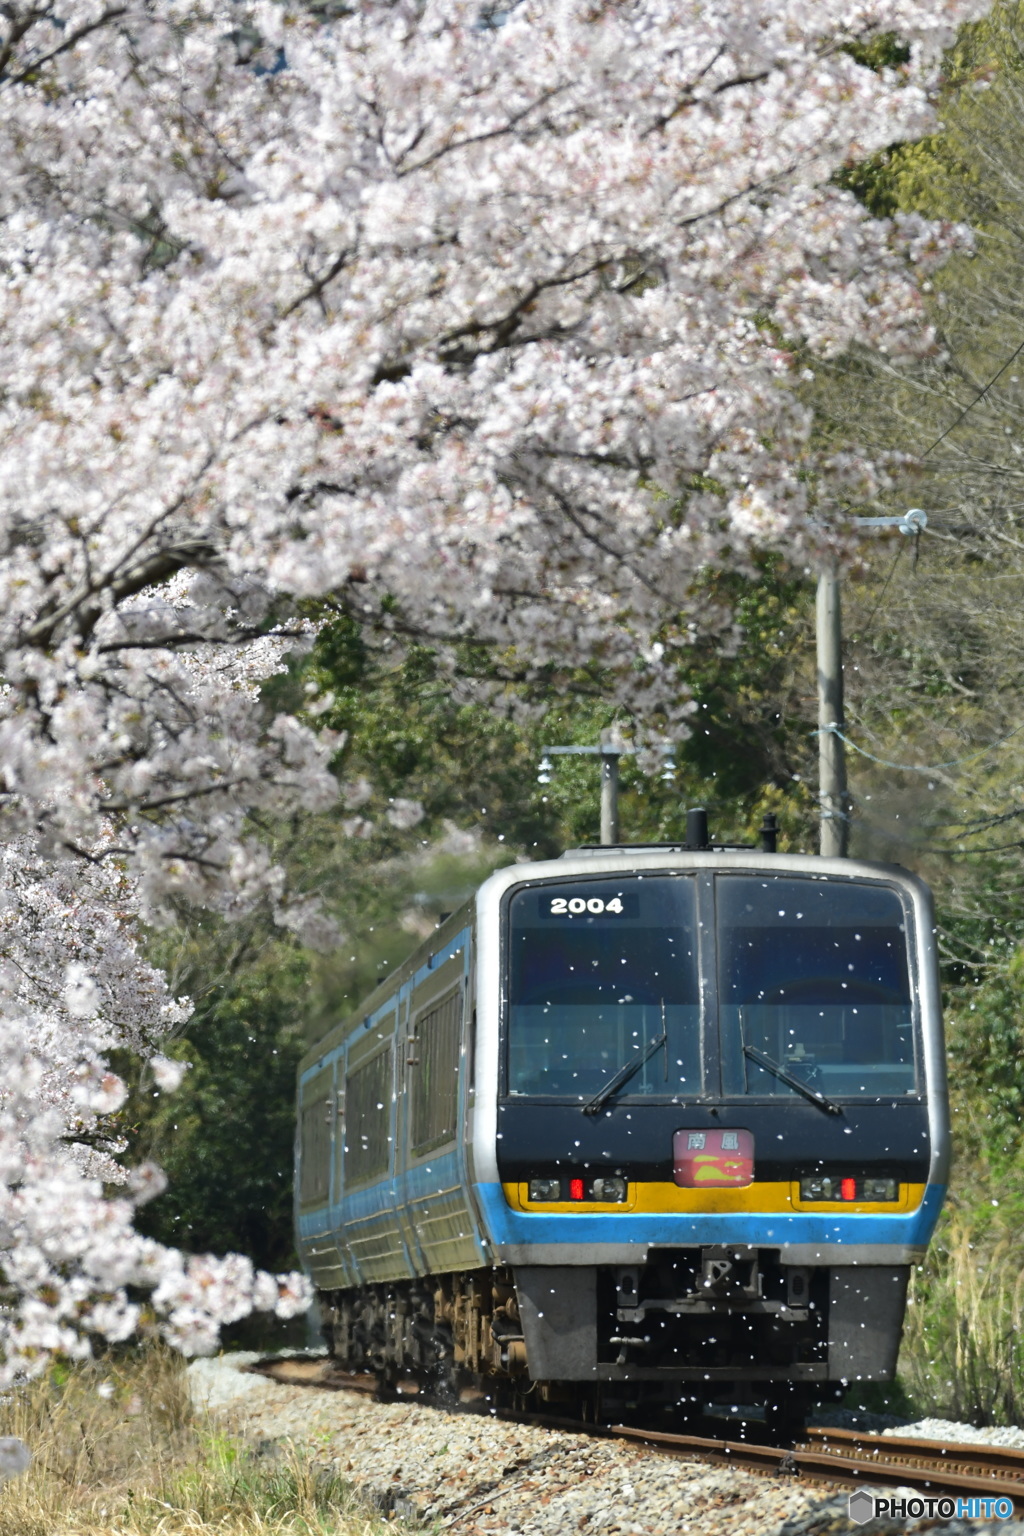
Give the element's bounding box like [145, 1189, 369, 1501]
[0, 0, 986, 1368]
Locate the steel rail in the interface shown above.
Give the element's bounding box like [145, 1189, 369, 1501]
[247, 1356, 1024, 1509]
[613, 1424, 1024, 1508]
[247, 1356, 378, 1395]
[804, 1423, 1024, 1499]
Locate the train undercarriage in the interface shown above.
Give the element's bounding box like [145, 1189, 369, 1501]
[317, 1249, 908, 1437]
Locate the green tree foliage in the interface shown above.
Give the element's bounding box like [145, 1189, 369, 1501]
[304, 564, 821, 857]
[128, 927, 311, 1271]
[947, 952, 1024, 1166]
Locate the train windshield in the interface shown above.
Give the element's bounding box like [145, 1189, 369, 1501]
[717, 877, 916, 1098]
[506, 877, 701, 1099]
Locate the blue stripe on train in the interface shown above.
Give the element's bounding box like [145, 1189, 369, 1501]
[298, 1146, 490, 1281]
[298, 1147, 465, 1234]
[474, 1181, 946, 1250]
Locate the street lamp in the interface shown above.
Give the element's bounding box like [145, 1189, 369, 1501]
[537, 742, 679, 844]
[536, 743, 634, 845]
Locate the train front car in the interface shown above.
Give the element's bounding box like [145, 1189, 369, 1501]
[471, 849, 947, 1426]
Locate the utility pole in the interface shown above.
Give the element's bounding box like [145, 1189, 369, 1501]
[816, 563, 849, 859]
[816, 508, 927, 859]
[600, 750, 619, 845]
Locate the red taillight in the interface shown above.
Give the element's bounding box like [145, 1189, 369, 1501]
[840, 1177, 857, 1201]
[570, 1177, 585, 1201]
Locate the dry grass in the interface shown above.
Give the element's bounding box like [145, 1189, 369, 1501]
[0, 1348, 399, 1536]
[900, 1200, 1024, 1426]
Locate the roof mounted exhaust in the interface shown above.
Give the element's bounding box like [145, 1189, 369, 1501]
[685, 807, 709, 849]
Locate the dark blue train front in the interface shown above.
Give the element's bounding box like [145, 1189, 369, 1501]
[297, 848, 947, 1426]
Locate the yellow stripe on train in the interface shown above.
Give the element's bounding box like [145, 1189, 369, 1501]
[503, 1181, 927, 1215]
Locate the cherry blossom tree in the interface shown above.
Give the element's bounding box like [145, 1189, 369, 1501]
[0, 0, 989, 1375]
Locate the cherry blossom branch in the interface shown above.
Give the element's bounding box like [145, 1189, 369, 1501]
[26, 540, 218, 650]
[0, 3, 128, 86]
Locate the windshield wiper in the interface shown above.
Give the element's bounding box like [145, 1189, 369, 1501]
[583, 1032, 667, 1117]
[742, 1044, 843, 1117]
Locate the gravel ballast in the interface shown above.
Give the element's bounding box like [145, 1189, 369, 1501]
[187, 1355, 1024, 1535]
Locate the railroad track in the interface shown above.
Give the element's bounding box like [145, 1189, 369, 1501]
[248, 1355, 1024, 1510]
[615, 1424, 1024, 1509]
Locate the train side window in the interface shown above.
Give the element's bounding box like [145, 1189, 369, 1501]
[717, 877, 917, 1099]
[410, 989, 462, 1153]
[298, 1071, 333, 1206]
[344, 1047, 392, 1183]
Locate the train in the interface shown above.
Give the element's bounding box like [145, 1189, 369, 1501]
[295, 819, 947, 1434]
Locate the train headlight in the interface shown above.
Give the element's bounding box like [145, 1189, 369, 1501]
[528, 1178, 561, 1201]
[862, 1177, 899, 1202]
[590, 1175, 628, 1202]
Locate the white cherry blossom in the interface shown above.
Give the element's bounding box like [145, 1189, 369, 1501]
[150, 1056, 190, 1094]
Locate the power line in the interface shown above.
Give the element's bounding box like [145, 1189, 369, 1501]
[950, 805, 1024, 832]
[815, 721, 1024, 775]
[855, 539, 905, 640]
[937, 839, 1024, 854]
[852, 792, 1024, 840]
[918, 335, 1024, 459]
[846, 795, 1024, 858]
